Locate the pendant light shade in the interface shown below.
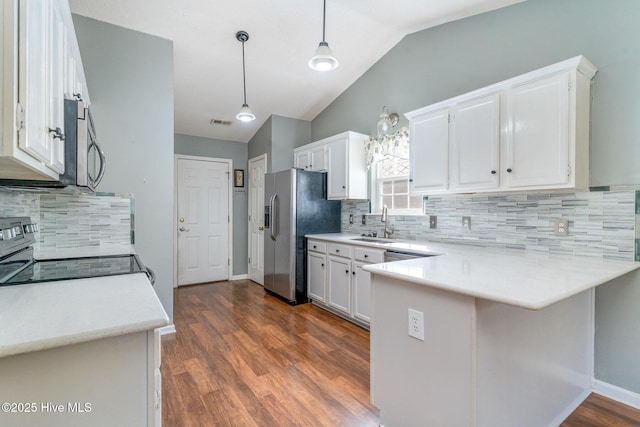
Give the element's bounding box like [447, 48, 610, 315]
[309, 0, 338, 71]
[235, 31, 255, 122]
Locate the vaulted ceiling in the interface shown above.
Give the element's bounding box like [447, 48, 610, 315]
[69, 0, 523, 142]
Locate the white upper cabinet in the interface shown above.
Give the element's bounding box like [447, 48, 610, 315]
[450, 93, 500, 192]
[405, 56, 597, 195]
[294, 131, 368, 200]
[294, 145, 326, 171]
[502, 73, 570, 189]
[1, 0, 88, 181]
[409, 107, 449, 194]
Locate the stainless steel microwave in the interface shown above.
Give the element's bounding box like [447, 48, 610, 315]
[0, 99, 106, 191]
[60, 98, 106, 190]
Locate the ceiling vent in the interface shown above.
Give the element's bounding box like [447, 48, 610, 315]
[210, 119, 232, 126]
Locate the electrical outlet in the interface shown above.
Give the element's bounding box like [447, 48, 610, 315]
[555, 218, 569, 236]
[462, 216, 471, 230]
[349, 214, 354, 224]
[429, 215, 437, 229]
[408, 308, 424, 341]
[361, 215, 366, 225]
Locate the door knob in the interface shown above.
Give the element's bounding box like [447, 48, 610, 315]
[179, 227, 190, 232]
[258, 226, 264, 231]
[179, 218, 185, 223]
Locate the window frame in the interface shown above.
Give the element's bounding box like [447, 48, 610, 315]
[371, 157, 423, 215]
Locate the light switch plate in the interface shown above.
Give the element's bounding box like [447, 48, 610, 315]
[429, 216, 437, 229]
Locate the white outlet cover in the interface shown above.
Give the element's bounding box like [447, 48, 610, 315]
[408, 308, 425, 341]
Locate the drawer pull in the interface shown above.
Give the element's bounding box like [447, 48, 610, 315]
[336, 249, 340, 253]
[345, 269, 349, 274]
[313, 245, 317, 249]
[364, 254, 368, 258]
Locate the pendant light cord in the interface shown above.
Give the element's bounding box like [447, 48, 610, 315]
[322, 0, 327, 42]
[241, 41, 247, 105]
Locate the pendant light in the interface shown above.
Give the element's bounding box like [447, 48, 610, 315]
[235, 31, 255, 122]
[309, 0, 339, 71]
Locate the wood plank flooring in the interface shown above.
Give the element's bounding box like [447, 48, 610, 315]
[162, 280, 640, 426]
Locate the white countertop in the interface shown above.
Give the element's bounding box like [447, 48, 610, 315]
[306, 233, 640, 310]
[0, 273, 169, 358]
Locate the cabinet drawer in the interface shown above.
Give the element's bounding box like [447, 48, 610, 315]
[308, 240, 326, 254]
[327, 243, 353, 258]
[354, 247, 385, 263]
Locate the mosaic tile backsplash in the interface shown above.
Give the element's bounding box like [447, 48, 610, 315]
[0, 189, 132, 251]
[343, 190, 637, 261]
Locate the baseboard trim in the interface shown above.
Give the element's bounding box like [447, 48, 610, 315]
[159, 324, 176, 335]
[592, 379, 640, 409]
[550, 389, 591, 426]
[231, 274, 249, 281]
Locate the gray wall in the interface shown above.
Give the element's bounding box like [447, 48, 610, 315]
[248, 116, 273, 171]
[311, 0, 640, 394]
[248, 115, 311, 173]
[174, 134, 248, 275]
[73, 15, 175, 323]
[311, 0, 640, 188]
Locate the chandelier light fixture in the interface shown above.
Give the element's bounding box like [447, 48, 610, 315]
[308, 0, 339, 71]
[235, 30, 255, 122]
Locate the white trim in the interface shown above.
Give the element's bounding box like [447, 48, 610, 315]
[173, 154, 234, 286]
[231, 274, 249, 281]
[247, 154, 267, 285]
[592, 380, 640, 410]
[550, 389, 592, 426]
[159, 324, 176, 335]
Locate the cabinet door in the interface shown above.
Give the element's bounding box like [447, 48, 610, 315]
[410, 108, 449, 194]
[353, 261, 371, 323]
[327, 255, 351, 314]
[327, 138, 348, 199]
[503, 73, 570, 189]
[295, 150, 309, 169]
[451, 94, 500, 192]
[309, 146, 327, 171]
[307, 252, 326, 303]
[18, 0, 52, 164]
[48, 0, 66, 173]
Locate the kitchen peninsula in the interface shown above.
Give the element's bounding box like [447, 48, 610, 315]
[363, 242, 639, 426]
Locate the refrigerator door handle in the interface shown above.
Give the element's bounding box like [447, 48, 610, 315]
[269, 194, 277, 241]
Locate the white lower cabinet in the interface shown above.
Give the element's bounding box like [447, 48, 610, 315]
[0, 329, 162, 427]
[307, 251, 327, 303]
[353, 261, 371, 323]
[307, 238, 384, 328]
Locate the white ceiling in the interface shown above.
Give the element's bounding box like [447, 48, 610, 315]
[69, 0, 523, 143]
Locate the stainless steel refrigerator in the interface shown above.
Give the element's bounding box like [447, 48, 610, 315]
[264, 168, 341, 304]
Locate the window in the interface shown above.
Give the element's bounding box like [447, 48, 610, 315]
[373, 157, 422, 214]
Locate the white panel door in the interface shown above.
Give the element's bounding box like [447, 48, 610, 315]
[410, 108, 450, 194]
[503, 72, 570, 189]
[353, 261, 371, 323]
[309, 146, 327, 171]
[451, 93, 500, 192]
[307, 252, 326, 302]
[327, 255, 351, 315]
[248, 154, 266, 285]
[177, 158, 230, 286]
[327, 138, 348, 199]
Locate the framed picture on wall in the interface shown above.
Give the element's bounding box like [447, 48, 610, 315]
[234, 169, 244, 187]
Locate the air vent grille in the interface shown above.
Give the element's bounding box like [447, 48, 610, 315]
[210, 119, 232, 126]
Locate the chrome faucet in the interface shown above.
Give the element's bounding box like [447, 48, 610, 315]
[381, 205, 394, 239]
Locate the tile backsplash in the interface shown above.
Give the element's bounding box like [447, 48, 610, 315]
[0, 189, 133, 251]
[343, 190, 637, 261]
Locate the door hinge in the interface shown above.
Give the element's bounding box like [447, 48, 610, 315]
[568, 80, 572, 91]
[567, 165, 572, 176]
[248, 257, 251, 264]
[228, 259, 230, 266]
[448, 113, 451, 123]
[16, 103, 25, 130]
[228, 215, 230, 223]
[249, 214, 251, 221]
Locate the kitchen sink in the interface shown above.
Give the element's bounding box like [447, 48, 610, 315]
[350, 237, 391, 243]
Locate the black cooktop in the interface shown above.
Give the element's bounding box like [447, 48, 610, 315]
[1, 254, 146, 286]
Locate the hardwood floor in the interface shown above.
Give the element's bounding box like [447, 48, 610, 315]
[162, 280, 640, 426]
[161, 280, 378, 426]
